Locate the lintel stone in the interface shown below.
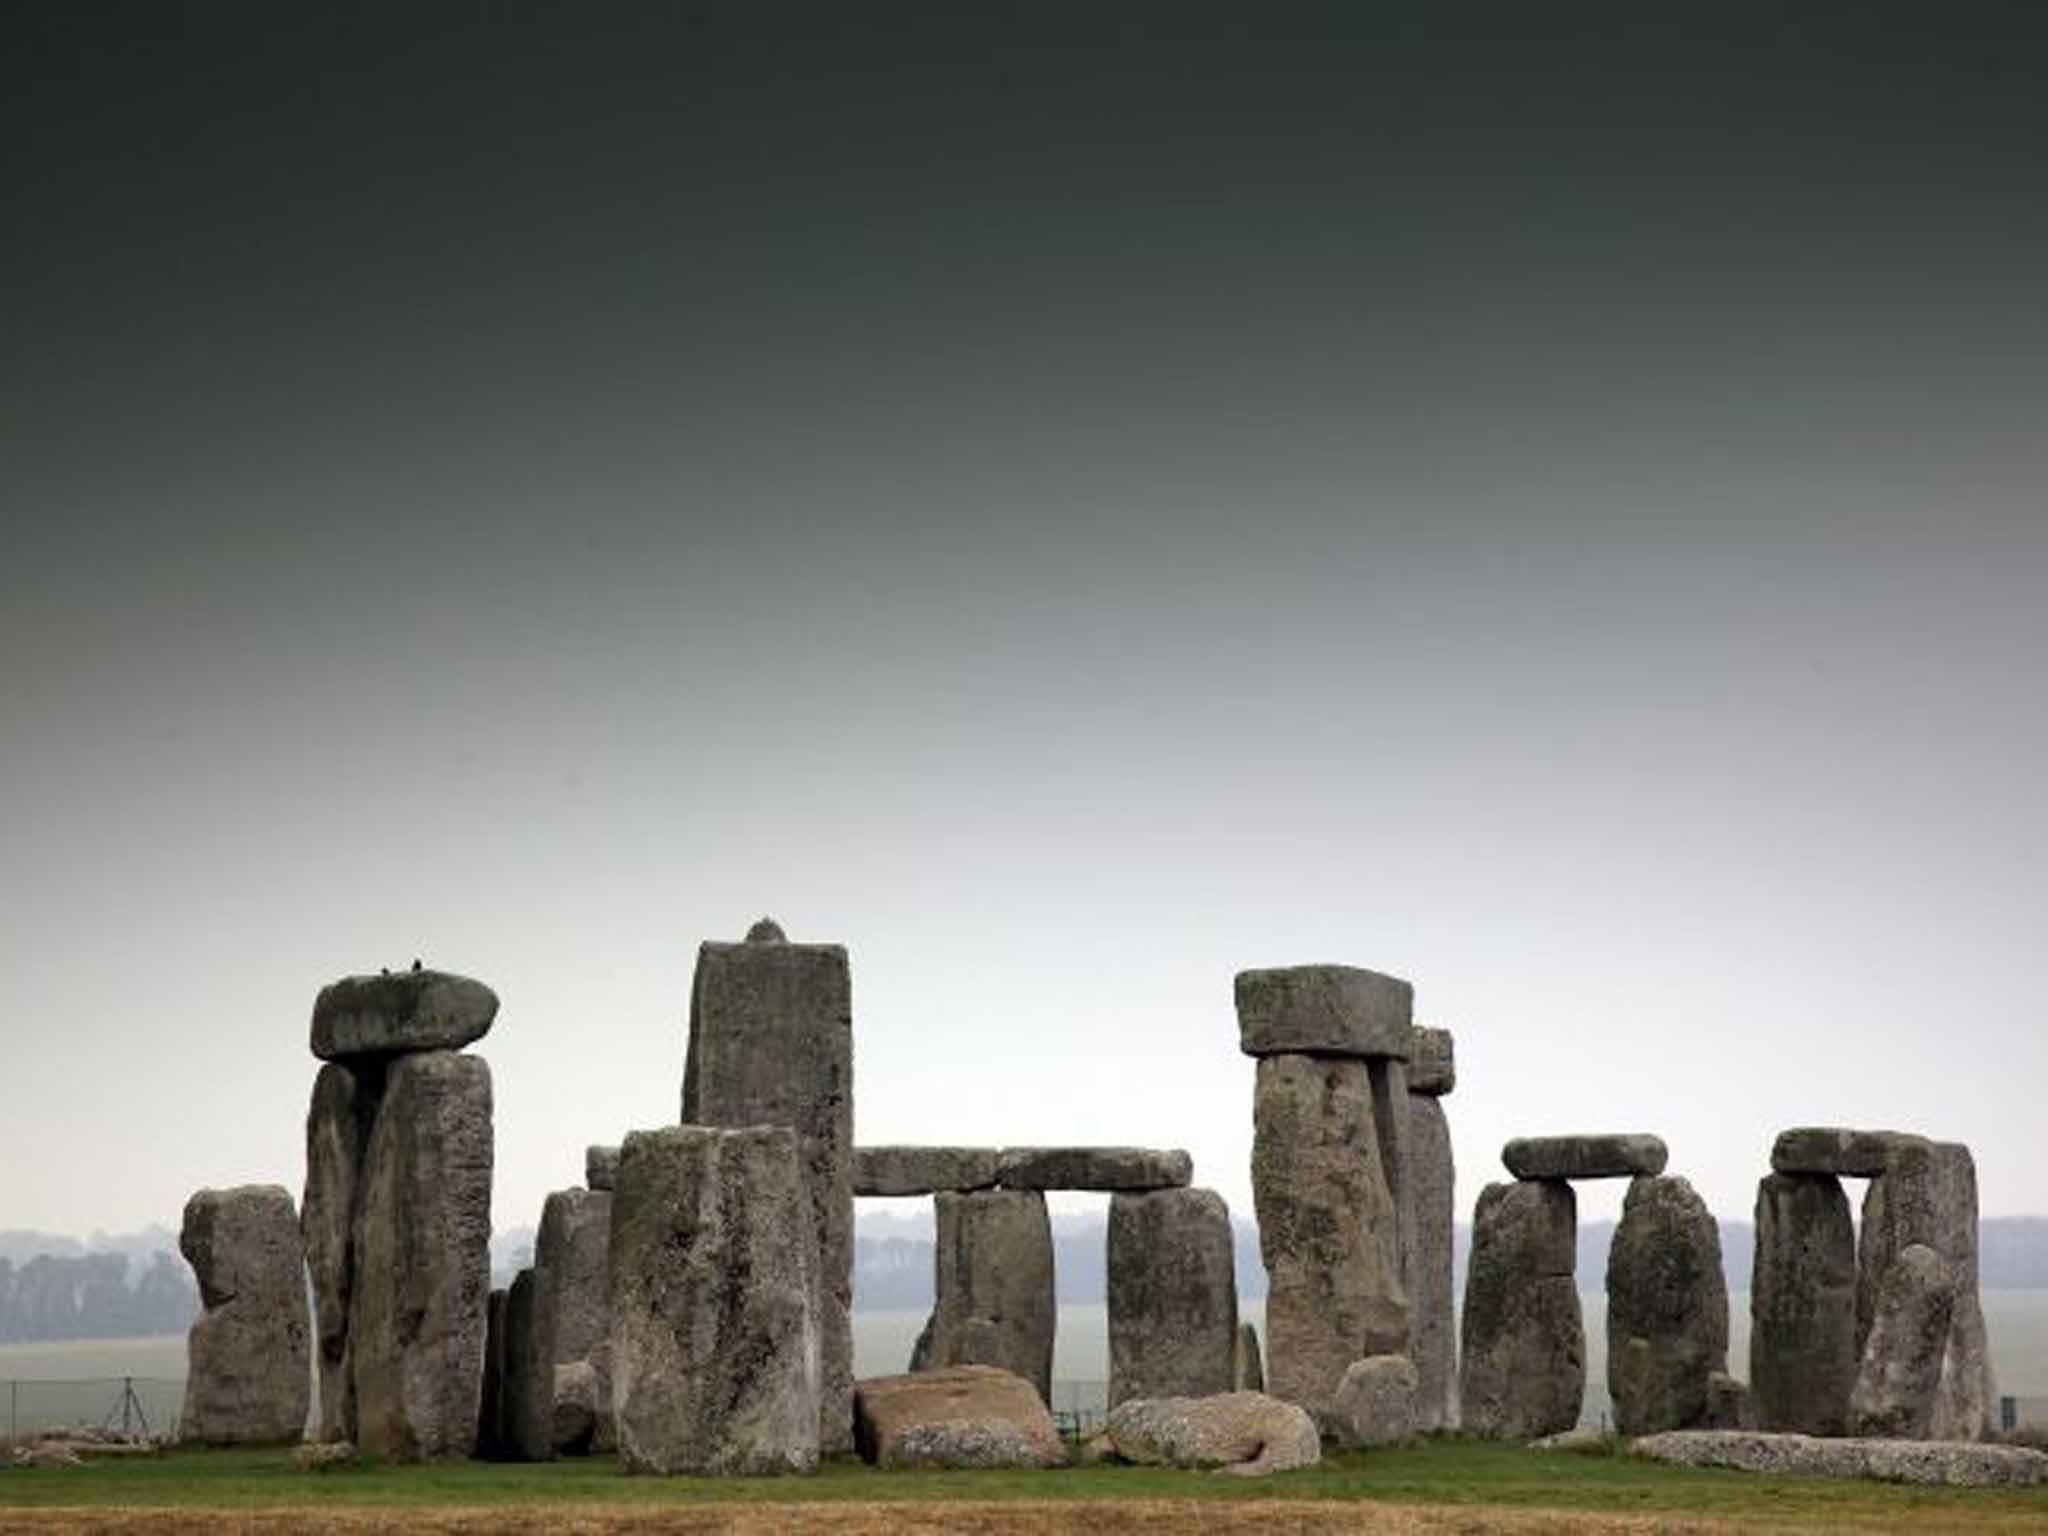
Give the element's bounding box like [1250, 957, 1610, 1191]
[1771, 1127, 1924, 1179]
[995, 1147, 1191, 1192]
[853, 1146, 1002, 1197]
[1503, 1134, 1667, 1181]
[1235, 965, 1413, 1059]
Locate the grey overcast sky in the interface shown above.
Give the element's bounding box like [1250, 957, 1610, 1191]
[3, 6, 2044, 1243]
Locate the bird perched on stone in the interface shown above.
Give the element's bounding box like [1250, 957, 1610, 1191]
[411, 958, 422, 972]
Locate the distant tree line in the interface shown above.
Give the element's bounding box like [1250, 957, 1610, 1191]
[0, 1252, 198, 1342]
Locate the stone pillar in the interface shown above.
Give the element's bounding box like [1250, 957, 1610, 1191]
[301, 968, 497, 1454]
[682, 917, 853, 1455]
[477, 1287, 509, 1459]
[1849, 1243, 1956, 1439]
[349, 1048, 494, 1460]
[922, 1189, 1056, 1403]
[1458, 1179, 1583, 1438]
[1407, 1026, 1456, 1431]
[178, 1185, 311, 1445]
[1605, 1174, 1729, 1435]
[610, 1125, 821, 1476]
[1106, 1187, 1237, 1406]
[1750, 1171, 1857, 1435]
[1237, 964, 1411, 1430]
[534, 1186, 614, 1455]
[1233, 1321, 1265, 1392]
[502, 1268, 547, 1461]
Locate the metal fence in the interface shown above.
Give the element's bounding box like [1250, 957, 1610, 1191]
[2, 1378, 180, 1444]
[1050, 1379, 1108, 1444]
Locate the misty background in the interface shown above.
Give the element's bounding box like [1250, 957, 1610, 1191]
[2, 6, 2045, 1283]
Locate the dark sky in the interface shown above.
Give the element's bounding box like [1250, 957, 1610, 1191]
[4, 6, 2045, 1236]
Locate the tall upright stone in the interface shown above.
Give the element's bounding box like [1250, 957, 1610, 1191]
[533, 1186, 614, 1455]
[1750, 1171, 1858, 1436]
[1458, 1179, 1583, 1438]
[303, 1060, 377, 1441]
[1858, 1138, 1994, 1441]
[923, 1190, 1056, 1403]
[1252, 1052, 1407, 1427]
[1407, 1026, 1456, 1432]
[502, 1268, 547, 1461]
[682, 918, 853, 1455]
[609, 1125, 821, 1477]
[1849, 1243, 1956, 1440]
[1606, 1174, 1729, 1435]
[178, 1185, 312, 1445]
[1106, 1188, 1237, 1407]
[349, 1049, 494, 1460]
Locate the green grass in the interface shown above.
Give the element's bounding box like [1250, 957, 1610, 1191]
[1, 1439, 2045, 1528]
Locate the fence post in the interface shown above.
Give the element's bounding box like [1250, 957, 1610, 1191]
[9, 1379, 16, 1443]
[2002, 1395, 2018, 1434]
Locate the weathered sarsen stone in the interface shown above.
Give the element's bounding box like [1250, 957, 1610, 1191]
[178, 1185, 312, 1446]
[1771, 1127, 1911, 1178]
[585, 1146, 619, 1193]
[502, 1269, 547, 1461]
[1409, 1089, 1456, 1431]
[349, 1049, 493, 1460]
[521, 1187, 614, 1457]
[1750, 1172, 1857, 1436]
[1503, 1134, 1667, 1181]
[1460, 1179, 1583, 1439]
[853, 1365, 1065, 1470]
[303, 1060, 377, 1441]
[311, 969, 498, 1061]
[1251, 1052, 1406, 1428]
[1332, 1355, 1418, 1448]
[1106, 1188, 1236, 1407]
[1849, 1243, 1955, 1440]
[1606, 1174, 1729, 1435]
[682, 920, 852, 1455]
[1631, 1429, 2048, 1487]
[609, 1126, 821, 1477]
[996, 1146, 1191, 1192]
[852, 1146, 1000, 1197]
[1408, 1025, 1456, 1096]
[1235, 964, 1413, 1058]
[1233, 1321, 1264, 1392]
[922, 1190, 1056, 1403]
[1102, 1393, 1321, 1477]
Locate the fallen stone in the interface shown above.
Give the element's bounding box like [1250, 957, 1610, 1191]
[996, 1147, 1191, 1192]
[1235, 964, 1413, 1058]
[1333, 1354, 1418, 1448]
[1750, 1172, 1858, 1436]
[584, 1145, 619, 1192]
[1502, 1134, 1667, 1181]
[682, 921, 853, 1455]
[1459, 1179, 1583, 1439]
[303, 1059, 378, 1442]
[1605, 1174, 1729, 1436]
[853, 1365, 1065, 1470]
[1631, 1429, 2048, 1486]
[1408, 1091, 1456, 1432]
[852, 1146, 1000, 1196]
[1103, 1392, 1321, 1476]
[291, 1441, 358, 1472]
[609, 1125, 821, 1476]
[923, 1190, 1056, 1403]
[1233, 1321, 1264, 1393]
[14, 1444, 82, 1467]
[311, 969, 498, 1061]
[1705, 1372, 1751, 1430]
[349, 1049, 494, 1460]
[1771, 1127, 1915, 1178]
[177, 1185, 312, 1446]
[1106, 1188, 1237, 1406]
[1849, 1244, 1956, 1440]
[1253, 1052, 1406, 1429]
[1407, 1025, 1456, 1096]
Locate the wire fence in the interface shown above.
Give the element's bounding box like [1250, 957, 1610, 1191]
[2, 1377, 180, 1444]
[1050, 1380, 1108, 1444]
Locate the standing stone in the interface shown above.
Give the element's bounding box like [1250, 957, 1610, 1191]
[1251, 1052, 1406, 1428]
[1233, 1321, 1264, 1392]
[178, 1185, 312, 1445]
[682, 920, 852, 1455]
[1407, 1025, 1456, 1096]
[534, 1186, 613, 1455]
[923, 1190, 1056, 1404]
[609, 1125, 821, 1476]
[477, 1287, 508, 1458]
[1849, 1243, 1956, 1440]
[1106, 1188, 1237, 1407]
[585, 1145, 620, 1193]
[349, 1049, 493, 1460]
[1859, 1139, 1994, 1440]
[1459, 1179, 1583, 1439]
[1750, 1172, 1858, 1436]
[303, 1060, 378, 1442]
[502, 1269, 547, 1461]
[1605, 1174, 1729, 1436]
[1408, 1091, 1456, 1431]
[1368, 1056, 1415, 1361]
[1332, 1354, 1419, 1448]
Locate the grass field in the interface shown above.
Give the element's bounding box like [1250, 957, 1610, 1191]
[1, 1439, 2046, 1532]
